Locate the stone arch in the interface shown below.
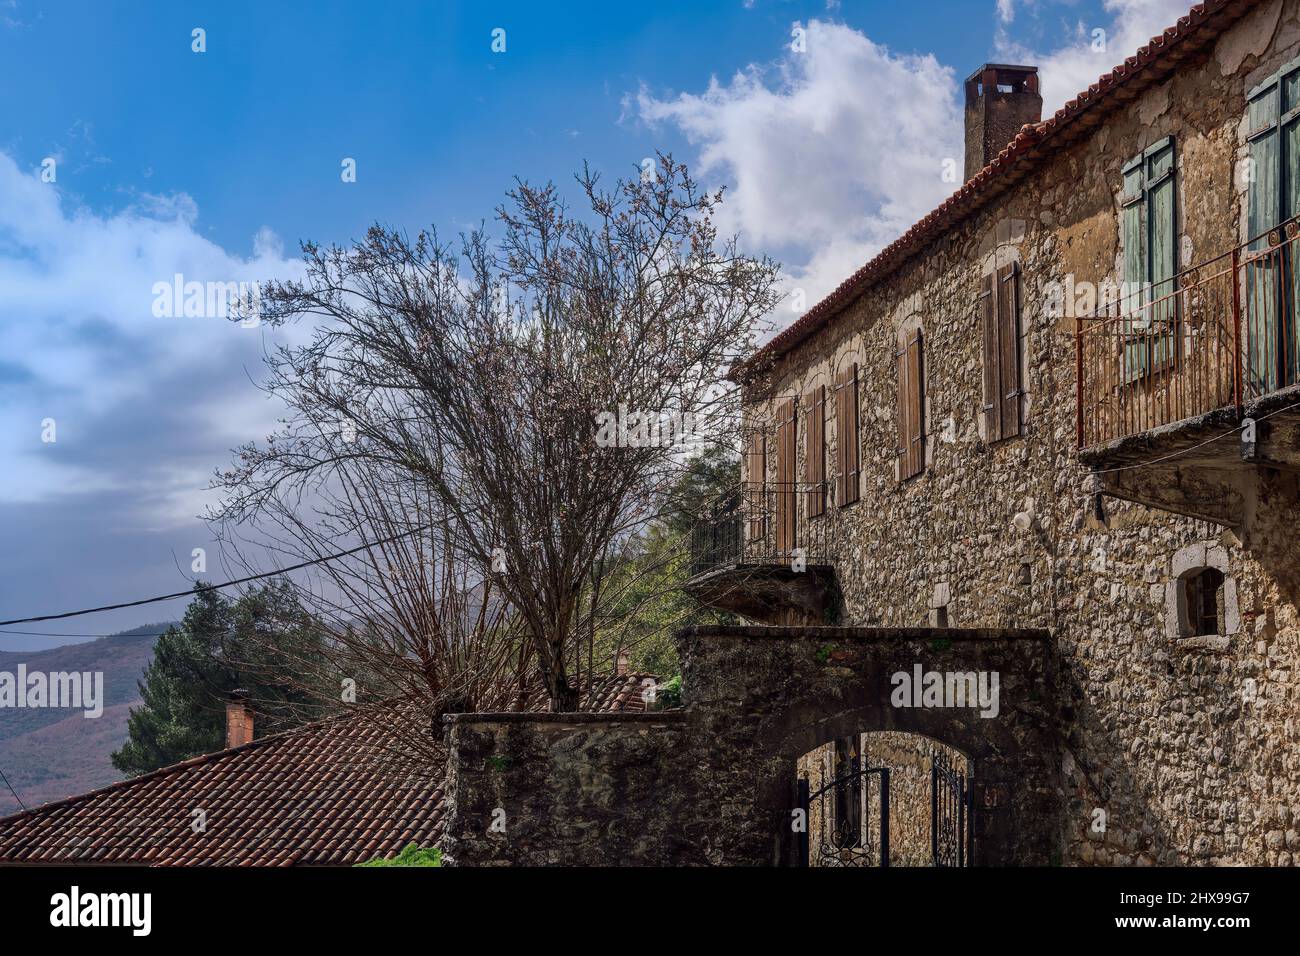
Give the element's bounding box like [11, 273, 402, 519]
[678, 625, 1062, 866]
[443, 624, 1063, 867]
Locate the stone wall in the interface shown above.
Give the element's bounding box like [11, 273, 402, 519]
[441, 712, 696, 866]
[740, 0, 1300, 865]
[443, 626, 1059, 866]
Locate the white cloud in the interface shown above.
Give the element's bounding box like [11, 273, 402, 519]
[638, 19, 962, 330]
[0, 150, 303, 518]
[998, 0, 1195, 114]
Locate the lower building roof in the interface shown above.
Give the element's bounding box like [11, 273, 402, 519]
[0, 672, 656, 866]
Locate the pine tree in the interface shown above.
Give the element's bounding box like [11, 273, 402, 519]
[111, 581, 324, 776]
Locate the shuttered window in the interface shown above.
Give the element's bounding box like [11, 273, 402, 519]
[834, 363, 860, 507]
[1120, 136, 1177, 382]
[896, 330, 925, 481]
[745, 428, 767, 540]
[1246, 56, 1300, 392]
[803, 384, 826, 517]
[980, 263, 1024, 442]
[775, 397, 798, 553]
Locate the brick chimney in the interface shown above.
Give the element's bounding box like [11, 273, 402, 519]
[225, 689, 254, 748]
[964, 64, 1042, 182]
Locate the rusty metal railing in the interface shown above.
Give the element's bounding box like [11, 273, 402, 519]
[1076, 219, 1300, 449]
[687, 482, 834, 578]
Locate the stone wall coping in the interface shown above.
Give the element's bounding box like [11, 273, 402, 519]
[677, 625, 1051, 642]
[443, 710, 687, 726]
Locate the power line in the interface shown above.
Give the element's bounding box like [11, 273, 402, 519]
[0, 765, 26, 812]
[0, 524, 431, 628]
[0, 629, 174, 639]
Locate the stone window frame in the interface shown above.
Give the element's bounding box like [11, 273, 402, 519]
[1164, 542, 1240, 645]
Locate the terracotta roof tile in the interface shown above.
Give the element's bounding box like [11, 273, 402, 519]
[0, 672, 657, 866]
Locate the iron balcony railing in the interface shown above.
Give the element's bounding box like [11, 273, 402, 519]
[687, 482, 836, 578]
[1076, 218, 1300, 449]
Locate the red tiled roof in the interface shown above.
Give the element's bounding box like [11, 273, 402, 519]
[747, 0, 1259, 369]
[0, 673, 657, 866]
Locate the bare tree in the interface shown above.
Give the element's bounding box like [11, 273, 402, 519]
[213, 155, 779, 710]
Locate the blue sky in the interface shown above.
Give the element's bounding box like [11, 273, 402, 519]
[0, 0, 1194, 646]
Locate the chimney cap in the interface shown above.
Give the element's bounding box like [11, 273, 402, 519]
[228, 688, 251, 702]
[965, 63, 1038, 84]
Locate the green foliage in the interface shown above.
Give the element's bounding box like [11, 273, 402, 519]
[653, 675, 682, 709]
[593, 446, 740, 678]
[356, 844, 443, 867]
[111, 580, 325, 776]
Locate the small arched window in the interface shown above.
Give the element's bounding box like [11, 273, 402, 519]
[1182, 567, 1226, 637]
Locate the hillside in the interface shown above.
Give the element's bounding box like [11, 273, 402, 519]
[0, 624, 169, 813]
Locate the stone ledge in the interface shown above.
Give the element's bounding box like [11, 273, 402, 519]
[444, 710, 687, 726]
[1170, 634, 1234, 654]
[676, 624, 1052, 642]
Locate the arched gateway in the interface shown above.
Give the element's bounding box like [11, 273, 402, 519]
[443, 625, 1061, 866]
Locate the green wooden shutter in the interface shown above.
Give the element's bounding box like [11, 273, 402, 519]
[1146, 138, 1177, 370]
[1248, 75, 1282, 392]
[1248, 78, 1280, 248]
[1121, 155, 1148, 380]
[1120, 138, 1177, 381]
[1283, 64, 1300, 384]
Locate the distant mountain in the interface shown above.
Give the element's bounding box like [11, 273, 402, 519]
[0, 624, 171, 814]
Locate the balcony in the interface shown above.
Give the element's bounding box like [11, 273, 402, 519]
[1075, 221, 1300, 524]
[686, 483, 839, 625]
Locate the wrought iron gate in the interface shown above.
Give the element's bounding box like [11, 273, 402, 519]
[798, 766, 890, 867]
[931, 754, 974, 867]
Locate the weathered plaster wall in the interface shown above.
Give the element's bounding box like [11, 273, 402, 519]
[741, 0, 1300, 865]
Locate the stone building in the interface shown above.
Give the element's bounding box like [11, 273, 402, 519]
[698, 0, 1300, 866]
[430, 0, 1300, 869]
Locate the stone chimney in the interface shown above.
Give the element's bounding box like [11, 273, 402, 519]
[615, 649, 630, 677]
[225, 689, 254, 748]
[964, 64, 1042, 182]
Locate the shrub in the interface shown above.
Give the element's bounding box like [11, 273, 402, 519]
[356, 844, 442, 867]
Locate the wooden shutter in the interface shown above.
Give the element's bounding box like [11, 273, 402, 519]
[803, 384, 825, 518]
[897, 331, 924, 480]
[1146, 142, 1176, 297]
[834, 363, 860, 506]
[745, 429, 766, 539]
[980, 273, 999, 441]
[1248, 77, 1280, 250]
[775, 397, 797, 553]
[1248, 78, 1283, 391]
[1121, 156, 1147, 305]
[1121, 138, 1178, 381]
[997, 262, 1023, 438]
